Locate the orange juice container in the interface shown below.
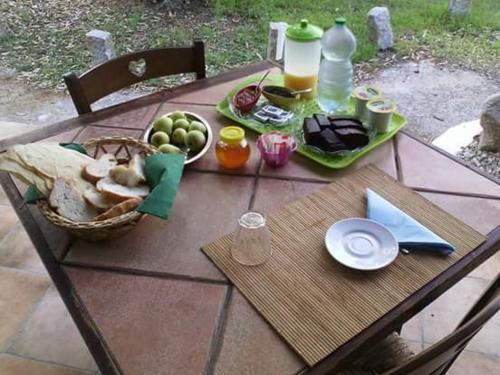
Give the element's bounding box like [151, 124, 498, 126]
[215, 126, 251, 169]
[284, 19, 324, 99]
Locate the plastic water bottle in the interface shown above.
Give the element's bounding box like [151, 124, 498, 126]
[318, 18, 357, 113]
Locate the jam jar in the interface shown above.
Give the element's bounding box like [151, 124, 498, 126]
[215, 126, 251, 169]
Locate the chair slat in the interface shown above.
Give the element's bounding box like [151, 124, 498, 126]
[64, 40, 206, 115]
[384, 273, 500, 375]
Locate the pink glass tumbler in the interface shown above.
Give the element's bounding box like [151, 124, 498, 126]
[256, 132, 297, 168]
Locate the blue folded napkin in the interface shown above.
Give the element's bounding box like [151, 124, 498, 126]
[366, 189, 455, 255]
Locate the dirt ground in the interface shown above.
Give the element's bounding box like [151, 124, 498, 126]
[1, 59, 499, 143]
[0, 69, 144, 126]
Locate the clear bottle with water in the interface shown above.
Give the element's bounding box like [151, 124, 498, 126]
[318, 18, 357, 113]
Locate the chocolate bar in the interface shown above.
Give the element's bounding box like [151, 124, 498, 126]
[333, 127, 369, 149]
[318, 128, 349, 152]
[303, 117, 322, 144]
[303, 113, 369, 153]
[313, 113, 331, 128]
[328, 116, 365, 130]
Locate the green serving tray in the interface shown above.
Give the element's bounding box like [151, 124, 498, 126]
[216, 73, 406, 169]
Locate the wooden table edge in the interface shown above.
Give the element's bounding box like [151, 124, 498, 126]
[306, 226, 500, 374]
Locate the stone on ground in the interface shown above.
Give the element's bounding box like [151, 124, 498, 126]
[457, 140, 500, 178]
[85, 29, 115, 66]
[449, 0, 472, 16]
[367, 7, 394, 50]
[479, 93, 500, 152]
[432, 120, 481, 155]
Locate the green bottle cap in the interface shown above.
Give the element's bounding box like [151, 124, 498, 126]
[335, 17, 347, 25]
[286, 19, 323, 42]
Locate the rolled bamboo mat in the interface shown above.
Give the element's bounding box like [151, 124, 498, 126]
[202, 165, 486, 365]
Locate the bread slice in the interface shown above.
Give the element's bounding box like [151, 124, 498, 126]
[109, 154, 146, 187]
[82, 153, 117, 185]
[83, 186, 113, 212]
[130, 154, 146, 181]
[49, 179, 97, 222]
[95, 197, 143, 221]
[13, 143, 94, 194]
[96, 177, 149, 203]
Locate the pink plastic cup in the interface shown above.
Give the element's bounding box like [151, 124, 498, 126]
[256, 131, 297, 168]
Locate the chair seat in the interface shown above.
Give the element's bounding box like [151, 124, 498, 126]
[335, 333, 414, 374]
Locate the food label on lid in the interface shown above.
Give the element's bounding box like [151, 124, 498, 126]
[354, 85, 381, 100]
[367, 98, 396, 113]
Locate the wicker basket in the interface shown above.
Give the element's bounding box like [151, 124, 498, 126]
[37, 136, 158, 241]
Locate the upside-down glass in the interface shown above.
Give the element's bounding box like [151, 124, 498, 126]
[232, 211, 272, 266]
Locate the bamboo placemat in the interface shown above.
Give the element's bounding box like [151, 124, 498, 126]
[201, 165, 486, 365]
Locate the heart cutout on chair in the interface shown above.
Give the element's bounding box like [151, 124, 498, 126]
[128, 58, 147, 77]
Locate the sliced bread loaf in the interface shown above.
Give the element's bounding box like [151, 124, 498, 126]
[109, 154, 146, 187]
[49, 179, 98, 222]
[82, 153, 117, 184]
[95, 197, 143, 221]
[83, 186, 113, 212]
[96, 177, 149, 203]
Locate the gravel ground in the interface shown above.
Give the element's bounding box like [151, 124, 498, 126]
[457, 139, 500, 179]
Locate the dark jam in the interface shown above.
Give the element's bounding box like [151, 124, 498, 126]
[263, 86, 295, 98]
[235, 87, 259, 106]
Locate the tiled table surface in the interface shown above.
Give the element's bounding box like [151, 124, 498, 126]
[1, 64, 499, 375]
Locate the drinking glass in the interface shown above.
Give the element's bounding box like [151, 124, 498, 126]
[232, 211, 272, 266]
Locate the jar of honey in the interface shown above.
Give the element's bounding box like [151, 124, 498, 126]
[215, 126, 251, 169]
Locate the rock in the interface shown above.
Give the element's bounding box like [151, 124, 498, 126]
[479, 93, 500, 152]
[267, 22, 288, 62]
[37, 113, 52, 123]
[0, 25, 9, 39]
[448, 0, 472, 16]
[367, 7, 394, 50]
[86, 29, 115, 66]
[0, 67, 16, 80]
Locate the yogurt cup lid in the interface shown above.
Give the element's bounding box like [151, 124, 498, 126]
[367, 98, 396, 113]
[354, 85, 382, 100]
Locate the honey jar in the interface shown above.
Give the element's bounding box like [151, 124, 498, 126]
[215, 126, 251, 169]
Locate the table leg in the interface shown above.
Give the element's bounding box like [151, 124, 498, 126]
[0, 172, 121, 375]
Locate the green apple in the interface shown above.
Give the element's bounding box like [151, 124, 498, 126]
[151, 131, 170, 147]
[186, 130, 206, 152]
[159, 144, 183, 154]
[169, 111, 186, 122]
[172, 128, 187, 146]
[173, 118, 190, 131]
[188, 121, 206, 134]
[153, 116, 173, 135]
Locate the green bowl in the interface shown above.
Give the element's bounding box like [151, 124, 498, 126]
[262, 85, 299, 110]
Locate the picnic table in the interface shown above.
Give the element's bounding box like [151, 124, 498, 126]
[1, 61, 499, 375]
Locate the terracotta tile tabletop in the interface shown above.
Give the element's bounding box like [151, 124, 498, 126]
[0, 61, 499, 375]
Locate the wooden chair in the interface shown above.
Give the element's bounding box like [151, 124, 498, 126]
[64, 40, 206, 115]
[339, 273, 500, 374]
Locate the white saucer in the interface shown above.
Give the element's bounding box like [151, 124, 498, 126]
[325, 218, 398, 271]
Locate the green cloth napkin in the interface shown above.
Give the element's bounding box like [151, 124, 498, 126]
[24, 144, 185, 220]
[138, 153, 185, 219]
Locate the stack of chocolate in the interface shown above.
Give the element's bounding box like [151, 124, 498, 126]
[303, 114, 369, 153]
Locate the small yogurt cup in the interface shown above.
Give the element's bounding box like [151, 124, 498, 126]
[366, 98, 396, 134]
[353, 85, 382, 122]
[256, 131, 297, 168]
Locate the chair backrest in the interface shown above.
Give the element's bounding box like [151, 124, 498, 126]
[385, 273, 500, 375]
[64, 39, 206, 115]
